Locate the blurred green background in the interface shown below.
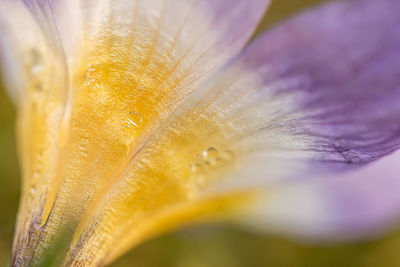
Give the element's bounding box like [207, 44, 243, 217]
[2, 0, 400, 266]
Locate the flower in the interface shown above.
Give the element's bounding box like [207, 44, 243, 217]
[0, 0, 400, 265]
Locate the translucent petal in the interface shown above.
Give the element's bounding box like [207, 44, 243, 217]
[4, 0, 270, 265]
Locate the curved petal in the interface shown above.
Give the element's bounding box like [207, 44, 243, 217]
[59, 0, 400, 264]
[236, 0, 400, 172]
[196, 0, 400, 239]
[183, 0, 400, 188]
[18, 0, 271, 98]
[8, 0, 272, 266]
[0, 0, 66, 104]
[8, 0, 400, 265]
[242, 151, 400, 240]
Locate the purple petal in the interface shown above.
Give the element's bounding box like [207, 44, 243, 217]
[242, 0, 400, 168]
[195, 0, 400, 182]
[198, 0, 271, 51]
[328, 151, 400, 236]
[242, 151, 400, 239]
[127, 0, 400, 197]
[216, 0, 400, 239]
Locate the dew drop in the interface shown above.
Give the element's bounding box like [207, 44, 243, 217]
[122, 111, 143, 129]
[79, 138, 89, 157]
[189, 147, 235, 191]
[86, 65, 103, 88]
[130, 111, 143, 123]
[122, 119, 138, 128]
[203, 147, 220, 165]
[122, 120, 132, 128]
[190, 147, 234, 174]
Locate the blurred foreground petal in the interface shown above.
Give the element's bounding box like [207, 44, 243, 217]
[242, 151, 400, 240]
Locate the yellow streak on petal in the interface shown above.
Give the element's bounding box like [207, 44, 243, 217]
[73, 192, 257, 266]
[14, 24, 247, 265]
[61, 103, 245, 264]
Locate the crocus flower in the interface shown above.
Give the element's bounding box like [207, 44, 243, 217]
[0, 0, 400, 265]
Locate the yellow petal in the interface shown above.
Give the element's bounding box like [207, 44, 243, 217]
[3, 0, 270, 265]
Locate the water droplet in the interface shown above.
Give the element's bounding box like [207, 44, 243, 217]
[189, 147, 235, 191]
[122, 121, 129, 128]
[203, 147, 220, 165]
[86, 65, 103, 88]
[122, 119, 137, 128]
[87, 78, 103, 88]
[122, 111, 143, 129]
[79, 138, 89, 157]
[190, 148, 234, 174]
[130, 111, 143, 123]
